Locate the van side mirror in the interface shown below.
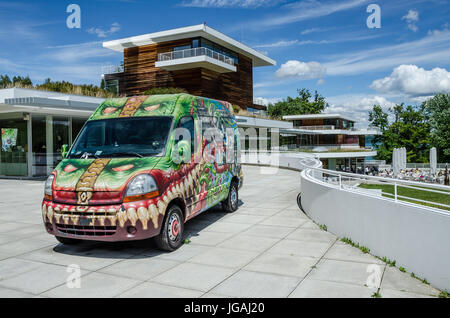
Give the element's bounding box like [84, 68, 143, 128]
[61, 144, 69, 159]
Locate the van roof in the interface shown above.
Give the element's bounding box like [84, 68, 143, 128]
[89, 93, 234, 121]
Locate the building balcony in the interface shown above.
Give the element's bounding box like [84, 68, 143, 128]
[293, 125, 381, 135]
[281, 144, 374, 153]
[101, 65, 124, 75]
[156, 47, 237, 73]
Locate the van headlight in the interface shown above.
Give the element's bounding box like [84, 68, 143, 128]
[124, 174, 159, 202]
[44, 174, 55, 199]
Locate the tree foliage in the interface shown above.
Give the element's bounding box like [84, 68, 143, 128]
[143, 87, 188, 95]
[422, 94, 450, 163]
[0, 74, 116, 98]
[1, 75, 32, 88]
[268, 89, 328, 119]
[369, 103, 431, 163]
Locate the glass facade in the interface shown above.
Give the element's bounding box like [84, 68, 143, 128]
[0, 113, 28, 177]
[0, 113, 89, 178]
[173, 37, 239, 64]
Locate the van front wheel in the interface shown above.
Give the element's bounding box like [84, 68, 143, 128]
[154, 205, 184, 252]
[222, 182, 239, 213]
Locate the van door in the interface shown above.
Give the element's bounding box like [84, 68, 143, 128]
[175, 116, 196, 206]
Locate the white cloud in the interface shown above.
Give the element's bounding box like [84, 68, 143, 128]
[254, 96, 282, 106]
[87, 22, 121, 38]
[317, 78, 325, 85]
[276, 60, 326, 79]
[250, 0, 369, 28]
[44, 41, 117, 62]
[402, 9, 419, 32]
[326, 94, 396, 128]
[323, 28, 450, 76]
[180, 0, 283, 8]
[254, 40, 299, 48]
[300, 27, 334, 35]
[370, 64, 450, 97]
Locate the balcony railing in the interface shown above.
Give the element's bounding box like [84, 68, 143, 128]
[158, 47, 235, 66]
[295, 125, 336, 130]
[277, 144, 373, 152]
[102, 65, 124, 75]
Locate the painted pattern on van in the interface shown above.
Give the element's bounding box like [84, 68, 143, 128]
[42, 94, 240, 235]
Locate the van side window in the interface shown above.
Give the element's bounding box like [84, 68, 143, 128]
[177, 116, 195, 153]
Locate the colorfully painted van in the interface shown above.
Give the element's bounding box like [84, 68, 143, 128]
[42, 94, 242, 251]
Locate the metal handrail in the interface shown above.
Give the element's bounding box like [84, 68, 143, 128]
[101, 65, 124, 75]
[158, 47, 235, 66]
[303, 164, 450, 211]
[294, 125, 336, 130]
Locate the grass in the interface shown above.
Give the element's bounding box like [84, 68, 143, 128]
[358, 183, 450, 211]
[411, 272, 430, 285]
[380, 257, 396, 267]
[340, 237, 443, 296]
[439, 290, 450, 298]
[340, 237, 370, 254]
[319, 224, 327, 231]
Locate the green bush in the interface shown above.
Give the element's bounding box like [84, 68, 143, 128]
[143, 87, 188, 95]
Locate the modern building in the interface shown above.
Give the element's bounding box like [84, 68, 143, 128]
[0, 88, 104, 178]
[281, 114, 380, 172]
[102, 24, 276, 112]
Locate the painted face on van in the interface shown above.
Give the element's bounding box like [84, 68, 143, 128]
[42, 93, 242, 246]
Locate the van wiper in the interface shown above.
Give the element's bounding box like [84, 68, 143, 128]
[80, 152, 99, 159]
[108, 151, 144, 158]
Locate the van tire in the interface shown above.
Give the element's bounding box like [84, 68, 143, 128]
[154, 205, 184, 252]
[55, 236, 80, 245]
[222, 182, 239, 213]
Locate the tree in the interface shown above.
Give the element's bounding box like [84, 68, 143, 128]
[423, 94, 450, 162]
[268, 88, 328, 119]
[0, 75, 12, 88]
[368, 104, 431, 163]
[368, 104, 389, 131]
[12, 75, 32, 86]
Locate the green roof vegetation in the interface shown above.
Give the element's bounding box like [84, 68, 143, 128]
[1, 74, 117, 98]
[358, 183, 450, 211]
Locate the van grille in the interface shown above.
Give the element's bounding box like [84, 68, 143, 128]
[53, 191, 123, 205]
[56, 223, 116, 237]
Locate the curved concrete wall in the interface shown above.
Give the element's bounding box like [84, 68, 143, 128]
[301, 170, 450, 291]
[241, 151, 322, 171]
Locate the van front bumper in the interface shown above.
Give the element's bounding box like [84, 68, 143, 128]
[41, 199, 165, 242]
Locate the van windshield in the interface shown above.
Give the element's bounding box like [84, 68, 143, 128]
[68, 117, 173, 159]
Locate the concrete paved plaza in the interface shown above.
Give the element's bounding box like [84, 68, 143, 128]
[0, 166, 441, 298]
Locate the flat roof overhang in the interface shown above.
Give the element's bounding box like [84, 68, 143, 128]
[283, 113, 357, 123]
[281, 128, 381, 136]
[313, 151, 378, 159]
[155, 55, 237, 73]
[1, 97, 101, 117]
[103, 24, 276, 67]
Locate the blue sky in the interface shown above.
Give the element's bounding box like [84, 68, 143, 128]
[0, 0, 449, 127]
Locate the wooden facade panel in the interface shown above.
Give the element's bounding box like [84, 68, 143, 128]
[105, 39, 254, 109]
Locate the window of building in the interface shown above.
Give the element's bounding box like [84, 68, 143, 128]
[196, 37, 239, 64]
[105, 79, 119, 94]
[0, 113, 28, 177]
